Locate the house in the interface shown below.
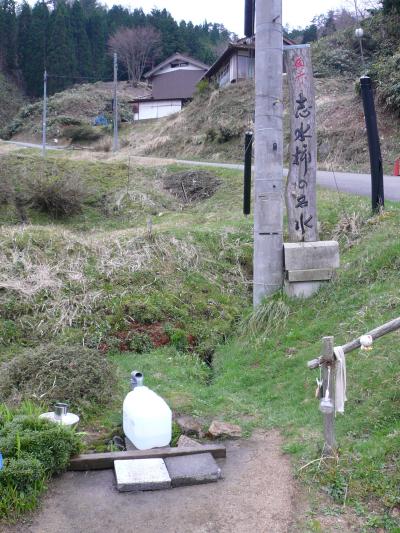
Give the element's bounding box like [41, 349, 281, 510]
[203, 36, 294, 88]
[132, 53, 209, 121]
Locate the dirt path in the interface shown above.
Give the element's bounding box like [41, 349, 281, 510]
[1, 431, 301, 533]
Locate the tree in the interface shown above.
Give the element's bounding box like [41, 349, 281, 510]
[382, 0, 400, 12]
[47, 2, 76, 94]
[23, 1, 49, 96]
[70, 0, 93, 79]
[0, 0, 17, 71]
[17, 1, 32, 80]
[108, 26, 161, 85]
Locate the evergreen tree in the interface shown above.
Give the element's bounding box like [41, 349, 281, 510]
[24, 1, 49, 96]
[71, 0, 93, 79]
[47, 2, 76, 94]
[86, 8, 108, 80]
[17, 2, 32, 82]
[149, 8, 184, 60]
[382, 0, 400, 13]
[0, 0, 17, 71]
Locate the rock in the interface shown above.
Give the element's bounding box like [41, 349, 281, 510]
[177, 435, 203, 448]
[207, 420, 242, 439]
[114, 458, 171, 492]
[164, 453, 221, 487]
[176, 415, 203, 438]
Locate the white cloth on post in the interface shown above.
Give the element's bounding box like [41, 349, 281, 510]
[334, 346, 347, 415]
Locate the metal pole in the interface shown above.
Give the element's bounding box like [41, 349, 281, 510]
[360, 76, 384, 211]
[253, 0, 284, 306]
[243, 131, 253, 215]
[113, 52, 119, 152]
[42, 70, 47, 157]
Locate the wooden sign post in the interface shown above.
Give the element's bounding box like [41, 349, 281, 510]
[284, 45, 318, 242]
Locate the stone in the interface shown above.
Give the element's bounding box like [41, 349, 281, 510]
[176, 415, 203, 438]
[207, 420, 242, 439]
[114, 458, 171, 492]
[284, 280, 323, 298]
[177, 435, 203, 448]
[283, 241, 340, 271]
[164, 453, 221, 487]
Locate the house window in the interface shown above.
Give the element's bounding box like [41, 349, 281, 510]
[171, 62, 189, 68]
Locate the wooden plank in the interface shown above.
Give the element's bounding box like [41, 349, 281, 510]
[307, 316, 400, 369]
[69, 445, 227, 471]
[284, 45, 318, 242]
[321, 336, 336, 455]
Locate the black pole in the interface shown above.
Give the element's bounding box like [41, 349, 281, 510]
[244, 0, 255, 38]
[243, 131, 253, 215]
[360, 76, 384, 211]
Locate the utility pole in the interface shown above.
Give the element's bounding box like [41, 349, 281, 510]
[113, 52, 119, 152]
[253, 0, 284, 306]
[42, 70, 47, 157]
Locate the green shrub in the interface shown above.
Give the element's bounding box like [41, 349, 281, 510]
[63, 124, 103, 142]
[0, 408, 82, 520]
[0, 344, 117, 411]
[0, 455, 45, 493]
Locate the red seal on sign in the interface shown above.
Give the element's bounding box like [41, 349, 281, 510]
[294, 56, 305, 69]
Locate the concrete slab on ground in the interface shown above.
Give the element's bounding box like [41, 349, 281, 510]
[164, 452, 221, 487]
[114, 458, 171, 492]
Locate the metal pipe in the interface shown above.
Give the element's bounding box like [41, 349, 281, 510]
[243, 131, 253, 215]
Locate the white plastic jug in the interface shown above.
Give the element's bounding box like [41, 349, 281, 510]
[123, 371, 172, 450]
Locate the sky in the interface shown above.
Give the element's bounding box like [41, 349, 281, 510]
[116, 0, 350, 35]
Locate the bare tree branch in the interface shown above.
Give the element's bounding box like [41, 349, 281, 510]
[108, 26, 161, 86]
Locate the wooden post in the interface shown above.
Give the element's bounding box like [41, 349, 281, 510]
[321, 336, 336, 455]
[284, 45, 318, 242]
[253, 0, 284, 306]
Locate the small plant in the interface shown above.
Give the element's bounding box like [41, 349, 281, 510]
[26, 172, 87, 218]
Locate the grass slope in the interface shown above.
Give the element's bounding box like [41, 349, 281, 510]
[0, 150, 399, 529]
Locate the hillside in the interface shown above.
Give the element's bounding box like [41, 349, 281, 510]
[0, 72, 26, 126]
[125, 78, 400, 175]
[1, 81, 150, 145]
[6, 75, 398, 174]
[0, 148, 399, 529]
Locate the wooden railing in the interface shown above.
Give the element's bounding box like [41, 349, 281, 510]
[307, 317, 400, 454]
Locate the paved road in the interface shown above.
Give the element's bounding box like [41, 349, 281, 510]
[3, 141, 399, 201]
[3, 140, 66, 150]
[176, 160, 400, 202]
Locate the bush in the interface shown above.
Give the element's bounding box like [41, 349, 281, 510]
[26, 172, 87, 218]
[0, 408, 82, 520]
[63, 124, 103, 142]
[370, 48, 400, 115]
[0, 344, 118, 411]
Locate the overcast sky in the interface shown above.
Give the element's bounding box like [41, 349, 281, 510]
[118, 1, 350, 35]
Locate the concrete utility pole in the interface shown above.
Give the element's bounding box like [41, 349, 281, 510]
[113, 52, 119, 152]
[42, 70, 47, 157]
[253, 0, 284, 306]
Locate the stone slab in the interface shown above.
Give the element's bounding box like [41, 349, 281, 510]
[114, 458, 171, 492]
[286, 268, 333, 282]
[283, 241, 339, 271]
[177, 435, 203, 448]
[164, 452, 222, 488]
[284, 280, 323, 298]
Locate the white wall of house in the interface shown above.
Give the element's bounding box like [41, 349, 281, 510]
[136, 100, 182, 120]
